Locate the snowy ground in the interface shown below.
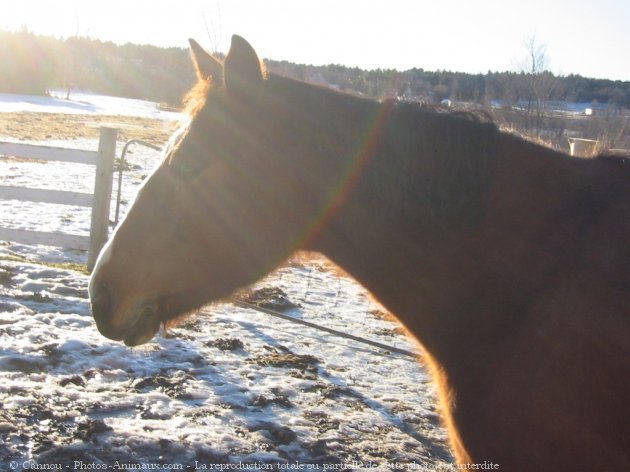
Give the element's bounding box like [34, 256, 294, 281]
[0, 89, 182, 121]
[0, 92, 453, 471]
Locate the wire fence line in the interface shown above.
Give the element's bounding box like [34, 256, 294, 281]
[232, 259, 422, 361]
[233, 300, 420, 359]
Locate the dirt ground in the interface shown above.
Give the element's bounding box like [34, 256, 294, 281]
[0, 112, 181, 145]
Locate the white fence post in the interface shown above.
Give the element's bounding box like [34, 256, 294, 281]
[88, 127, 118, 271]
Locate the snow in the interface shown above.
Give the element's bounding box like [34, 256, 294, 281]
[0, 92, 452, 470]
[0, 89, 183, 121]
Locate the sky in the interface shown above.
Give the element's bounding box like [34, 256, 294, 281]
[2, 0, 629, 81]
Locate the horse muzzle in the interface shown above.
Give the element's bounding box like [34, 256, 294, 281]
[90, 284, 161, 346]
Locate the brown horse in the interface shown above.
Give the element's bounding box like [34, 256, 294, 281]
[89, 36, 630, 470]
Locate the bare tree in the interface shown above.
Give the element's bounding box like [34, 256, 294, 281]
[201, 2, 223, 56]
[63, 17, 81, 100]
[519, 35, 558, 134]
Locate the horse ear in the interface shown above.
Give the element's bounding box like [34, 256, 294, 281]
[188, 38, 223, 83]
[224, 35, 264, 96]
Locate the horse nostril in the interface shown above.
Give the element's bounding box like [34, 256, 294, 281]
[91, 284, 113, 320]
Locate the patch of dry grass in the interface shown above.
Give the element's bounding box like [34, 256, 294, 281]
[0, 112, 182, 145]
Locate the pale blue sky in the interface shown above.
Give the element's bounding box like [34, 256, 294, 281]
[2, 0, 629, 81]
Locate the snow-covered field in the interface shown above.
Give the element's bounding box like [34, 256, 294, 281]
[0, 90, 182, 121]
[0, 93, 452, 471]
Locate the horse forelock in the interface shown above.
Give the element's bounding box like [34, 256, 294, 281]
[183, 78, 213, 118]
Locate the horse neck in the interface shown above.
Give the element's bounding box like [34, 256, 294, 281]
[309, 113, 591, 371]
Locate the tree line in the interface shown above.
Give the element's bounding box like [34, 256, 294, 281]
[1, 29, 629, 110]
[0, 29, 195, 105]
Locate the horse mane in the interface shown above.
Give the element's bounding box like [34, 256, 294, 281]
[366, 100, 501, 230]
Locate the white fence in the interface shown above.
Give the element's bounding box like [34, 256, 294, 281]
[0, 127, 118, 270]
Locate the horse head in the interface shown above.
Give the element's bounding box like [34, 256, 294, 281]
[89, 36, 327, 345]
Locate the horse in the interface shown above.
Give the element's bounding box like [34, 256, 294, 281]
[89, 35, 630, 470]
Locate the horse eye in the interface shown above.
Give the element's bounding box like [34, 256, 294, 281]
[172, 160, 202, 179]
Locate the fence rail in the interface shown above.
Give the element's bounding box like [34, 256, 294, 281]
[0, 186, 93, 207]
[0, 142, 98, 165]
[0, 127, 118, 270]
